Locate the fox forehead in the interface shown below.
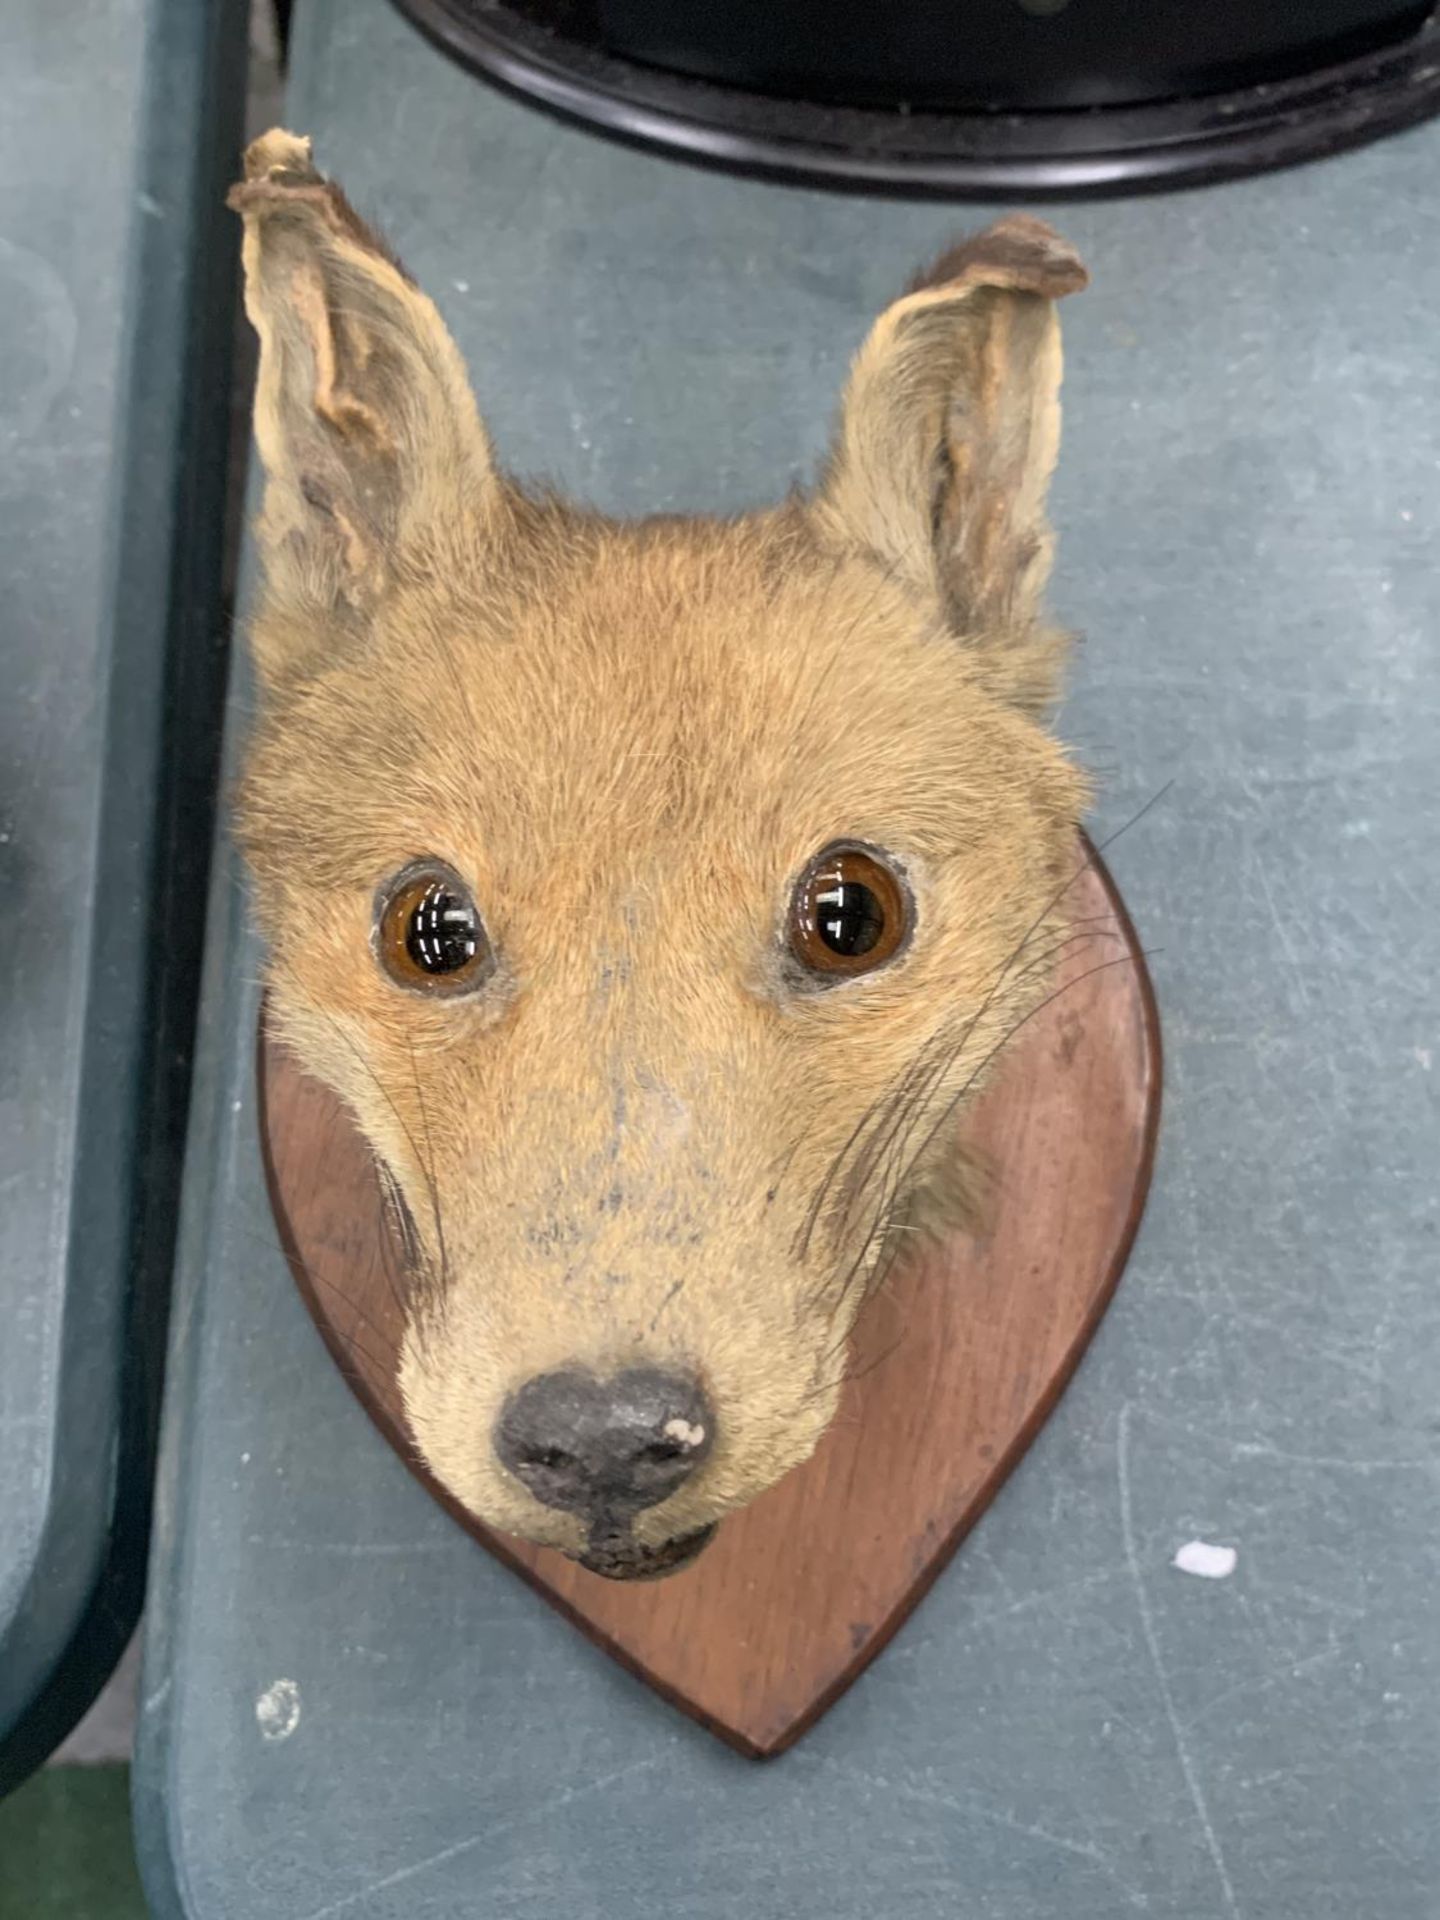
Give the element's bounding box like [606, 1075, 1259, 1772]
[241, 505, 1064, 912]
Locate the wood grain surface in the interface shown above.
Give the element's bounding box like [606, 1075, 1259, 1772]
[258, 842, 1160, 1757]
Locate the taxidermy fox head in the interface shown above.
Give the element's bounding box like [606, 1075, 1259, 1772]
[232, 131, 1089, 1579]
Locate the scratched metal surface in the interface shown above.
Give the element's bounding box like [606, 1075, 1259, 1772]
[0, 0, 245, 1777]
[135, 0, 1440, 1910]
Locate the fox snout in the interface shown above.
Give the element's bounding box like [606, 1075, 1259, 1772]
[232, 132, 1091, 1577]
[496, 1368, 717, 1578]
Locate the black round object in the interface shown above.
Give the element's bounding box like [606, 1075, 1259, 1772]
[597, 0, 1436, 112]
[389, 0, 1440, 197]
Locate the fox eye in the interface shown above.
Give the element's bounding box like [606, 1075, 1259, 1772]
[788, 843, 911, 980]
[376, 862, 490, 994]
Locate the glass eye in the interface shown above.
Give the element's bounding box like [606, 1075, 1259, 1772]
[789, 843, 910, 979]
[377, 863, 490, 994]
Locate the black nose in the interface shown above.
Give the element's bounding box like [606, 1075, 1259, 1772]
[495, 1368, 714, 1520]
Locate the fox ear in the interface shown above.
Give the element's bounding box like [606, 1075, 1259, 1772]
[229, 131, 499, 648]
[812, 217, 1087, 711]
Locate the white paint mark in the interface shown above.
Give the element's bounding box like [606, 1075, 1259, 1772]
[1415, 1047, 1432, 1071]
[452, 278, 470, 293]
[256, 1678, 301, 1742]
[232, 1098, 244, 1113]
[1174, 1540, 1238, 1580]
[240, 1451, 251, 1465]
[663, 1419, 705, 1450]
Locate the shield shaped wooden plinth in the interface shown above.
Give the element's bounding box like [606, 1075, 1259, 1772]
[258, 844, 1160, 1758]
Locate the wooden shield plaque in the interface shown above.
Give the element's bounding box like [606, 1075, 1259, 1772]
[259, 843, 1160, 1757]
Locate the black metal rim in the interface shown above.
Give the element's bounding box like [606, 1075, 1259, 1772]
[389, 0, 1440, 198]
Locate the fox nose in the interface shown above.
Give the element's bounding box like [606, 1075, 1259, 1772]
[495, 1367, 714, 1519]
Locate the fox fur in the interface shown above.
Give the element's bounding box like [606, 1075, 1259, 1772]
[231, 130, 1090, 1569]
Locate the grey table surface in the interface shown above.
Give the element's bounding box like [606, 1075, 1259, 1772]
[0, 0, 245, 1779]
[136, 0, 1439, 1912]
